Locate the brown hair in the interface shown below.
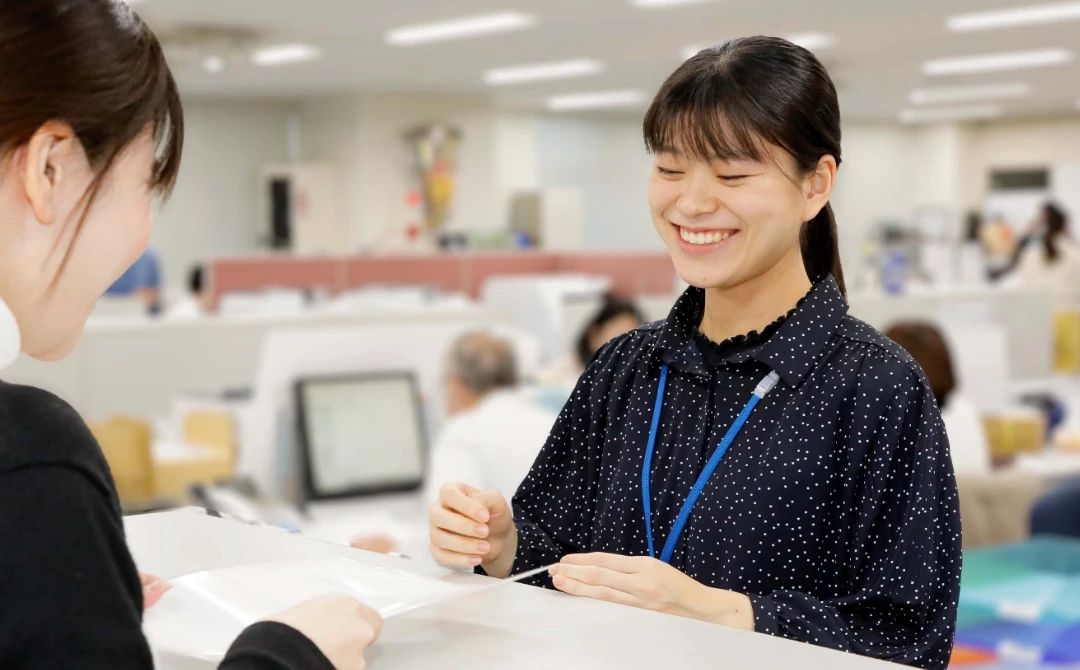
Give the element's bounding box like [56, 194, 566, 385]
[884, 322, 956, 409]
[0, 0, 183, 207]
[644, 36, 845, 296]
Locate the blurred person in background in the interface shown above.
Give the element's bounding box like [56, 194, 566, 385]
[105, 247, 162, 313]
[0, 2, 379, 669]
[431, 331, 557, 504]
[167, 263, 211, 319]
[885, 322, 991, 474]
[539, 294, 646, 389]
[1031, 478, 1080, 539]
[1016, 203, 1080, 309]
[430, 36, 960, 669]
[576, 295, 647, 369]
[353, 331, 556, 556]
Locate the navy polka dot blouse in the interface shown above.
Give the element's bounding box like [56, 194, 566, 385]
[510, 275, 962, 669]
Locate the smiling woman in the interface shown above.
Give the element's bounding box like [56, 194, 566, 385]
[429, 35, 961, 670]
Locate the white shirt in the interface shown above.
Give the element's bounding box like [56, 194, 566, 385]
[0, 296, 20, 371]
[1018, 237, 1080, 310]
[940, 393, 991, 475]
[424, 389, 558, 505]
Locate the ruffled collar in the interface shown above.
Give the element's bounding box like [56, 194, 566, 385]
[693, 294, 809, 368]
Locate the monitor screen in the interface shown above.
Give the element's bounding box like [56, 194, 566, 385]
[295, 372, 426, 500]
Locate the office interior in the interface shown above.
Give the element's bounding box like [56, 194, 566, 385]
[14, 0, 1080, 667]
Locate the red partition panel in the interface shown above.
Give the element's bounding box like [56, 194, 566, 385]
[464, 253, 561, 298]
[342, 255, 468, 295]
[560, 253, 676, 296]
[210, 257, 344, 308]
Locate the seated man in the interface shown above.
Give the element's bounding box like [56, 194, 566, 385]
[353, 331, 557, 555]
[427, 331, 557, 505]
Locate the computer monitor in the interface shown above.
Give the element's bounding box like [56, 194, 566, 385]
[295, 372, 426, 501]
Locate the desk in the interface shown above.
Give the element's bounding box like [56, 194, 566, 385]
[126, 510, 892, 670]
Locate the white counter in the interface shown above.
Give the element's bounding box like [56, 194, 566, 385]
[126, 509, 894, 670]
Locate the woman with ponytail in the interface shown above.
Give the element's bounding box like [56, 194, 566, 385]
[1017, 202, 1080, 309]
[428, 37, 960, 669]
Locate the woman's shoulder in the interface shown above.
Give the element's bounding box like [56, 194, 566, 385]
[0, 381, 113, 493]
[830, 316, 935, 394]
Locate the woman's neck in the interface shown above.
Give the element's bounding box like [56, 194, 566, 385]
[698, 250, 812, 344]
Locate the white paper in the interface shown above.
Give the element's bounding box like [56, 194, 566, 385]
[144, 557, 554, 670]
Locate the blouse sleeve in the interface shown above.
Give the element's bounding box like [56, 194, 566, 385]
[747, 366, 962, 670]
[507, 337, 627, 580]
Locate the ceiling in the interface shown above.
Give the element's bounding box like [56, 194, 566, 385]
[134, 0, 1080, 121]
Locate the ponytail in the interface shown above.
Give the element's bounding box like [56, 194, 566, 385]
[801, 202, 846, 298]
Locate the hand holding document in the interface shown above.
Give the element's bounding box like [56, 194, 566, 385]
[144, 556, 555, 669]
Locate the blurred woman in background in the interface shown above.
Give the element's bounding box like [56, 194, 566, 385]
[885, 322, 991, 474]
[575, 294, 646, 369]
[1017, 203, 1080, 309]
[0, 2, 378, 668]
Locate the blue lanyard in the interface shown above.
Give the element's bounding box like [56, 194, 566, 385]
[642, 364, 780, 564]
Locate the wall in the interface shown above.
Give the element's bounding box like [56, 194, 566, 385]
[535, 115, 662, 252]
[152, 99, 293, 290]
[300, 92, 501, 251]
[961, 115, 1080, 210]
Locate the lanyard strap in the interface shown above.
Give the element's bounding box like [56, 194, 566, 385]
[642, 364, 780, 564]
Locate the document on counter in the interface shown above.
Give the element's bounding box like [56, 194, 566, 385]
[144, 557, 553, 670]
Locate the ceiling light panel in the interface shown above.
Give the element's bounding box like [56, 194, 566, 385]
[547, 90, 646, 111]
[924, 49, 1073, 75]
[386, 12, 537, 46]
[947, 2, 1080, 32]
[910, 83, 1031, 104]
[484, 59, 605, 86]
[899, 105, 1003, 124]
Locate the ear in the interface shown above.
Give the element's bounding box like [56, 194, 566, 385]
[21, 121, 82, 226]
[801, 155, 837, 223]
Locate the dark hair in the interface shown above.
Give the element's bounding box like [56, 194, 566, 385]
[643, 36, 845, 296]
[577, 295, 646, 367]
[884, 322, 956, 410]
[1043, 202, 1068, 264]
[188, 264, 205, 294]
[0, 0, 184, 210]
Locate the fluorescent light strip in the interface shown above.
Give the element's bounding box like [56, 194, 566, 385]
[899, 105, 1002, 124]
[547, 90, 646, 112]
[251, 44, 323, 67]
[924, 48, 1073, 75]
[386, 12, 536, 46]
[484, 59, 605, 86]
[910, 83, 1031, 105]
[631, 0, 718, 8]
[682, 32, 833, 60]
[202, 56, 226, 73]
[787, 32, 835, 51]
[947, 2, 1080, 32]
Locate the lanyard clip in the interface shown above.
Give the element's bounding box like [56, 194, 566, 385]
[754, 371, 781, 398]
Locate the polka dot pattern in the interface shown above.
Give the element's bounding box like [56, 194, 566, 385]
[510, 276, 962, 670]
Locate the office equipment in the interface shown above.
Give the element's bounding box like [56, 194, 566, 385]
[242, 317, 484, 500]
[128, 509, 897, 670]
[295, 372, 426, 501]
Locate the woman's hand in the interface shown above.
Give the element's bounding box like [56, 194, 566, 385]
[140, 573, 172, 611]
[266, 595, 383, 670]
[428, 482, 517, 578]
[549, 553, 754, 630]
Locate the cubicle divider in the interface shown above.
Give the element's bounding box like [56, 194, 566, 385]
[210, 252, 675, 306]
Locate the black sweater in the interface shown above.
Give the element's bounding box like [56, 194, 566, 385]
[0, 380, 334, 670]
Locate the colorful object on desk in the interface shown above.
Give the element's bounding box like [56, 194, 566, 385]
[983, 412, 1047, 463]
[952, 538, 1080, 668]
[406, 124, 461, 233]
[1053, 311, 1080, 373]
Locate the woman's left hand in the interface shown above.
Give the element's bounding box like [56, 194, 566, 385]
[549, 553, 754, 630]
[140, 572, 172, 611]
